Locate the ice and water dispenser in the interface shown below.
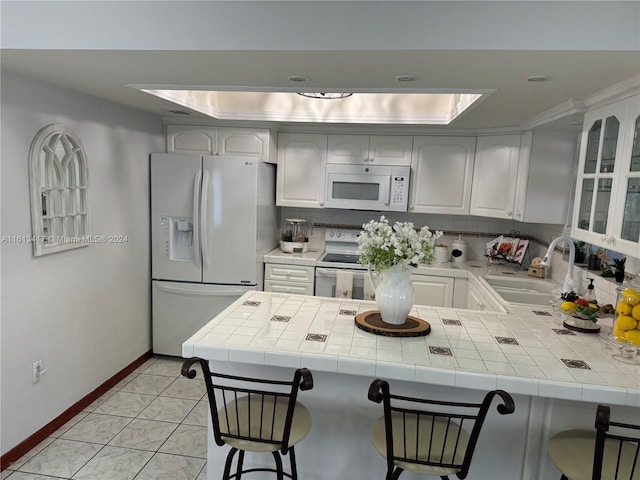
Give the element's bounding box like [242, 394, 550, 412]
[159, 216, 194, 261]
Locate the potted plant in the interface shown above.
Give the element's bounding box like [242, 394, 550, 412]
[587, 247, 601, 271]
[573, 241, 586, 264]
[597, 249, 614, 277]
[613, 257, 626, 283]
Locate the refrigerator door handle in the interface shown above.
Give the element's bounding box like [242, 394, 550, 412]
[156, 284, 250, 296]
[192, 169, 202, 268]
[200, 170, 210, 268]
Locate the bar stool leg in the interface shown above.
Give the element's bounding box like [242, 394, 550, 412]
[235, 450, 245, 479]
[271, 451, 284, 480]
[222, 448, 238, 480]
[288, 447, 298, 480]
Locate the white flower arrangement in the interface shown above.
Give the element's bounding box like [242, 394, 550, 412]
[357, 216, 444, 272]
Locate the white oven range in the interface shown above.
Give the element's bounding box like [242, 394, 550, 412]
[315, 228, 369, 299]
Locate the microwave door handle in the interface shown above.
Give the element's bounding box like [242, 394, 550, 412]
[382, 180, 391, 206]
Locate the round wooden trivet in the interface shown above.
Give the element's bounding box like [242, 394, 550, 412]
[355, 310, 431, 337]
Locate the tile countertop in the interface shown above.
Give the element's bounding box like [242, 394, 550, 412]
[264, 247, 324, 266]
[183, 291, 640, 407]
[264, 248, 530, 280]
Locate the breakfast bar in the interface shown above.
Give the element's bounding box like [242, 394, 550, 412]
[182, 291, 640, 480]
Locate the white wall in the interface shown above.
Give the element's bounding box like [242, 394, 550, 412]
[0, 70, 164, 454]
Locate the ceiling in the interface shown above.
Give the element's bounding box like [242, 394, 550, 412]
[2, 2, 639, 131]
[3, 49, 638, 131]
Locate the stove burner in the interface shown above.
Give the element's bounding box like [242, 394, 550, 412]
[322, 253, 361, 264]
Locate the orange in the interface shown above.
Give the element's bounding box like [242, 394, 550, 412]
[616, 315, 637, 331]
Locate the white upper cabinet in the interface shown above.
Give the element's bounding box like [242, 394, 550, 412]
[571, 94, 640, 257]
[276, 133, 328, 208]
[409, 136, 476, 214]
[513, 129, 578, 223]
[166, 124, 275, 163]
[469, 135, 522, 219]
[327, 134, 412, 165]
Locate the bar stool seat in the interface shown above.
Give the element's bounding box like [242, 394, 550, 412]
[182, 357, 314, 480]
[368, 378, 515, 480]
[371, 413, 469, 477]
[547, 405, 640, 480]
[219, 395, 312, 453]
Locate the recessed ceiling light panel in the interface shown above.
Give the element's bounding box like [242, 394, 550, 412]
[526, 75, 548, 83]
[287, 75, 308, 82]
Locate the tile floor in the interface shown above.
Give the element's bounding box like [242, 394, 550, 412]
[2, 356, 210, 480]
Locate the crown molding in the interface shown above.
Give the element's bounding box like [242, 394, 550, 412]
[583, 75, 640, 109]
[520, 99, 586, 130]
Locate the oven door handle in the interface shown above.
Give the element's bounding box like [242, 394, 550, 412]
[315, 268, 366, 279]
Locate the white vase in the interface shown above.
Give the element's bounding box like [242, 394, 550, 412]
[373, 264, 415, 325]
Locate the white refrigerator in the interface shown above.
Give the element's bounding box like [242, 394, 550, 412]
[150, 153, 277, 356]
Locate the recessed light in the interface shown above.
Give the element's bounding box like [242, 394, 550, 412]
[288, 75, 308, 82]
[297, 92, 353, 99]
[395, 75, 416, 82]
[526, 75, 548, 83]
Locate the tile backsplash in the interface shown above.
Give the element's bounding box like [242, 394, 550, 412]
[281, 207, 638, 307]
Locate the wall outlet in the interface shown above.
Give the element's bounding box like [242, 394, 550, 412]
[32, 360, 45, 383]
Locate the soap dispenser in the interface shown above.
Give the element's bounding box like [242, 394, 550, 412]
[584, 278, 597, 303]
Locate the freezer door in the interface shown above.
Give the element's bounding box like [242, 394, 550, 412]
[152, 281, 254, 357]
[151, 154, 203, 282]
[201, 155, 259, 285]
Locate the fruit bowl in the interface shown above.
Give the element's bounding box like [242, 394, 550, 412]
[553, 295, 613, 333]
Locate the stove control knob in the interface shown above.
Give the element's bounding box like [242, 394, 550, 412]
[336, 232, 342, 237]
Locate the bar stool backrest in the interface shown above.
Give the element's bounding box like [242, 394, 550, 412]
[593, 404, 640, 480]
[182, 357, 313, 454]
[368, 379, 515, 479]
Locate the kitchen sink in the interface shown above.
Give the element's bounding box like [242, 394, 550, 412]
[481, 275, 559, 306]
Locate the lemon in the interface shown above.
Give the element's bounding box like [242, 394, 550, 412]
[624, 329, 640, 346]
[616, 301, 632, 316]
[560, 301, 576, 313]
[632, 304, 640, 321]
[613, 323, 627, 340]
[622, 288, 640, 306]
[616, 315, 637, 331]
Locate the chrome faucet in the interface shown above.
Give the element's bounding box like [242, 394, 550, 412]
[541, 236, 576, 293]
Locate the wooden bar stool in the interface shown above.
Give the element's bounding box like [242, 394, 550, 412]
[182, 357, 313, 480]
[548, 404, 640, 480]
[368, 379, 515, 480]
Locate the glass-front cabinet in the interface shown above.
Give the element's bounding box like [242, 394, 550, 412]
[572, 93, 640, 257]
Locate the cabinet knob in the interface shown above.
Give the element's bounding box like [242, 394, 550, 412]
[514, 210, 521, 218]
[506, 210, 513, 217]
[601, 234, 608, 242]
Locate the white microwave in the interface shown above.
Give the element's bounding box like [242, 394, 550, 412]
[324, 164, 410, 211]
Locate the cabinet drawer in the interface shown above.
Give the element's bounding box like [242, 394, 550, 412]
[264, 280, 314, 296]
[264, 264, 315, 282]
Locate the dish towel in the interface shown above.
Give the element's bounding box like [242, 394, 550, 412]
[335, 270, 353, 299]
[363, 274, 376, 301]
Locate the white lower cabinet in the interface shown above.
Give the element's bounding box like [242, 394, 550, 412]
[264, 264, 315, 295]
[466, 274, 503, 312]
[411, 274, 454, 308]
